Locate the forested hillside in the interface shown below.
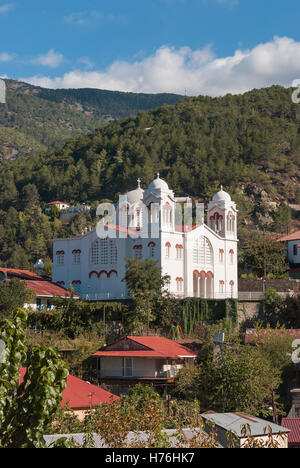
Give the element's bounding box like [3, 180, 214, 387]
[0, 85, 299, 272]
[0, 80, 184, 157]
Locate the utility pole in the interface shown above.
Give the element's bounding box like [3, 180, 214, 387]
[147, 297, 150, 336]
[272, 391, 278, 424]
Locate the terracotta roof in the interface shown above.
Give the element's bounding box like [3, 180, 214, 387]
[94, 336, 197, 359]
[0, 268, 41, 280]
[23, 280, 79, 298]
[277, 230, 300, 242]
[244, 328, 300, 344]
[46, 201, 68, 206]
[19, 369, 119, 409]
[281, 418, 300, 444]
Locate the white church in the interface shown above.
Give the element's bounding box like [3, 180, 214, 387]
[52, 175, 238, 300]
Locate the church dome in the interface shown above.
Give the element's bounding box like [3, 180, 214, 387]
[125, 179, 144, 205]
[212, 186, 231, 203]
[148, 173, 169, 192]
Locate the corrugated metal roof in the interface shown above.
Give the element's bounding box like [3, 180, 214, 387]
[201, 412, 290, 437]
[281, 418, 300, 444]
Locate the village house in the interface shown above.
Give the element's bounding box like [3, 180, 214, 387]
[93, 335, 197, 395]
[19, 368, 119, 420]
[201, 412, 290, 448]
[0, 267, 79, 310]
[45, 201, 70, 214]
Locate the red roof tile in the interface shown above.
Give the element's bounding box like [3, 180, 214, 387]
[277, 230, 300, 242]
[19, 369, 119, 409]
[0, 268, 41, 280]
[281, 418, 300, 444]
[94, 336, 197, 359]
[23, 280, 79, 298]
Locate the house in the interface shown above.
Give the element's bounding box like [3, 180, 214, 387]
[45, 201, 70, 214]
[280, 418, 300, 448]
[0, 268, 79, 310]
[277, 230, 300, 278]
[19, 368, 119, 420]
[52, 175, 238, 301]
[93, 335, 197, 395]
[201, 412, 290, 448]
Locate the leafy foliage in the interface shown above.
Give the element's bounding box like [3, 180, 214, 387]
[0, 309, 68, 448]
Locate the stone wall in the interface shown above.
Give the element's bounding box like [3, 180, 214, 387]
[238, 278, 300, 293]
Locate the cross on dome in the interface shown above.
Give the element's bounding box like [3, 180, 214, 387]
[137, 178, 141, 188]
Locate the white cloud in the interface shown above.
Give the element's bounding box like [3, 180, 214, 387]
[31, 49, 64, 68]
[0, 52, 14, 62]
[63, 10, 103, 25]
[0, 3, 14, 15]
[77, 56, 94, 70]
[21, 37, 300, 96]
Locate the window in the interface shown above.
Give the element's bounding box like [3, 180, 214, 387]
[90, 238, 117, 265]
[148, 242, 155, 258]
[227, 213, 235, 233]
[176, 277, 183, 293]
[163, 204, 172, 226]
[229, 249, 234, 264]
[293, 244, 298, 256]
[90, 240, 100, 265]
[165, 242, 171, 258]
[36, 298, 42, 311]
[100, 238, 108, 264]
[109, 240, 117, 265]
[219, 281, 224, 294]
[176, 245, 183, 260]
[122, 358, 133, 377]
[56, 251, 64, 266]
[193, 237, 213, 266]
[219, 249, 224, 263]
[72, 250, 81, 265]
[72, 281, 81, 296]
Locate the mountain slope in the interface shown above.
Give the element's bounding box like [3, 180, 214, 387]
[0, 85, 299, 269]
[0, 79, 184, 154]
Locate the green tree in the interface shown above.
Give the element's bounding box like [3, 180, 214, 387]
[176, 342, 281, 417]
[0, 309, 68, 448]
[273, 203, 292, 234]
[0, 278, 35, 319]
[122, 258, 170, 333]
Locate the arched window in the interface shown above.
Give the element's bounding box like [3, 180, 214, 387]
[227, 212, 235, 233]
[229, 280, 234, 297]
[193, 237, 213, 266]
[210, 213, 223, 233]
[56, 250, 65, 266]
[133, 244, 143, 259]
[163, 203, 172, 226]
[72, 280, 81, 296]
[72, 250, 81, 265]
[219, 249, 224, 263]
[165, 242, 171, 258]
[90, 238, 117, 265]
[176, 244, 183, 260]
[229, 249, 234, 264]
[176, 277, 183, 293]
[148, 241, 156, 258]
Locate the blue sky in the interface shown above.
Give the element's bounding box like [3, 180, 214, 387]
[1, 0, 300, 95]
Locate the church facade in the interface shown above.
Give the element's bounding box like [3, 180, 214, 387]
[52, 175, 238, 300]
